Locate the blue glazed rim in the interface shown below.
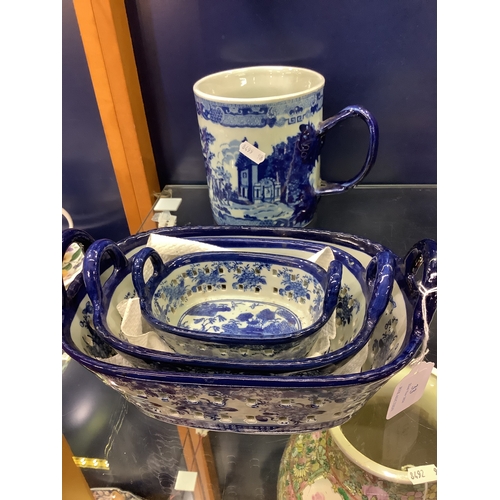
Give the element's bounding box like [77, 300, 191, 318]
[132, 249, 342, 345]
[129, 226, 433, 312]
[62, 227, 436, 386]
[82, 233, 394, 372]
[62, 271, 427, 388]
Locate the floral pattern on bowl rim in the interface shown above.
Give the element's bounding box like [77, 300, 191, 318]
[153, 260, 324, 333]
[131, 249, 343, 360]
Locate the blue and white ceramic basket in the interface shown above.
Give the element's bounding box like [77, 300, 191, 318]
[129, 248, 342, 360]
[62, 227, 436, 434]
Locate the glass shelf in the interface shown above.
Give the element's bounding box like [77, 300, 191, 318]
[63, 184, 437, 500]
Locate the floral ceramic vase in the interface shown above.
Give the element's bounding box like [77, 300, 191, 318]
[278, 366, 437, 499]
[278, 431, 353, 499]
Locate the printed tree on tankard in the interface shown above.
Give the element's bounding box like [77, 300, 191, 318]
[264, 123, 322, 224]
[200, 127, 238, 206]
[199, 126, 216, 180]
[211, 165, 233, 206]
[199, 122, 323, 225]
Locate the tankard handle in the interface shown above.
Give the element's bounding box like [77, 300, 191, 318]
[315, 105, 379, 194]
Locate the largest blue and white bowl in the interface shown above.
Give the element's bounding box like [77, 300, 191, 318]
[63, 226, 436, 434]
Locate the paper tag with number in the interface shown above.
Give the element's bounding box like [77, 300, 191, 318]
[407, 464, 437, 485]
[239, 141, 266, 164]
[386, 362, 434, 419]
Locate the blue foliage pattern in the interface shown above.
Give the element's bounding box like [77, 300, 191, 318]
[178, 299, 301, 336]
[371, 316, 399, 368]
[195, 92, 323, 128]
[79, 300, 115, 358]
[335, 285, 361, 327]
[150, 260, 323, 335]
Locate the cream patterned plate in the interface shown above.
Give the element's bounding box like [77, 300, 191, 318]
[91, 487, 145, 500]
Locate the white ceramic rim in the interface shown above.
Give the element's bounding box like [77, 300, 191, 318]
[193, 65, 325, 104]
[329, 367, 437, 484]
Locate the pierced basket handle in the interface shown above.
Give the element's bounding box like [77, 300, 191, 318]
[322, 259, 343, 320]
[403, 239, 437, 323]
[82, 239, 130, 318]
[131, 247, 166, 303]
[365, 250, 396, 326]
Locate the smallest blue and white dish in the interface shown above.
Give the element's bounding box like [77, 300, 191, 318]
[131, 249, 343, 360]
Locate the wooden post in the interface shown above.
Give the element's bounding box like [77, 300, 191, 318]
[62, 435, 95, 500]
[177, 427, 221, 500]
[69, 5, 220, 499]
[72, 0, 159, 234]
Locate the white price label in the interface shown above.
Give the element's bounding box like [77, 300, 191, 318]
[174, 470, 198, 492]
[407, 464, 437, 485]
[386, 361, 434, 420]
[239, 141, 266, 164]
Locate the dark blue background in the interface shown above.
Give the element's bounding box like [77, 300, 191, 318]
[62, 0, 436, 234]
[125, 0, 437, 188]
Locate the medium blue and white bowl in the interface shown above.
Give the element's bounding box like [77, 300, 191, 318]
[81, 233, 394, 372]
[62, 227, 436, 434]
[130, 248, 342, 360]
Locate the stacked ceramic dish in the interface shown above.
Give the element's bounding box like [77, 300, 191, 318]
[87, 241, 347, 363]
[81, 235, 395, 373]
[62, 226, 437, 434]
